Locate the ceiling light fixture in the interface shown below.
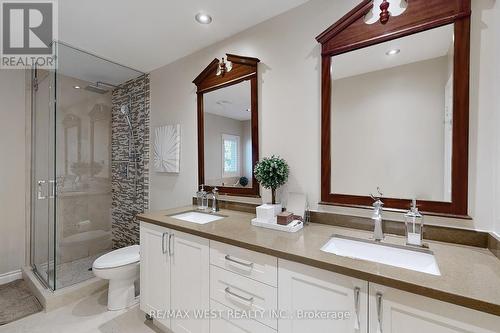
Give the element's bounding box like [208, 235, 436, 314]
[195, 13, 212, 24]
[386, 48, 400, 56]
[73, 85, 81, 89]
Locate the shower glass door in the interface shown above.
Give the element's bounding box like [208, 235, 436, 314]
[31, 66, 57, 289]
[31, 42, 144, 290]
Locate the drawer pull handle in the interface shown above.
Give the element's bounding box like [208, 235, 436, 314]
[224, 255, 254, 268]
[161, 232, 168, 254]
[224, 287, 254, 304]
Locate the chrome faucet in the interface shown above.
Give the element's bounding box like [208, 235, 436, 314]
[370, 188, 384, 241]
[208, 187, 220, 213]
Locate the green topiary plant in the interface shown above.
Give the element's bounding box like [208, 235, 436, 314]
[254, 155, 289, 204]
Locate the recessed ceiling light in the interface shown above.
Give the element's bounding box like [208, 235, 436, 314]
[73, 85, 81, 89]
[195, 13, 212, 24]
[386, 49, 400, 56]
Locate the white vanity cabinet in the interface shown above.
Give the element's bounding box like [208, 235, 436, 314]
[278, 259, 368, 333]
[140, 222, 210, 333]
[368, 284, 500, 333]
[140, 221, 499, 333]
[140, 222, 172, 330]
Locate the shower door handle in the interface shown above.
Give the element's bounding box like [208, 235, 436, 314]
[48, 180, 56, 199]
[37, 180, 47, 200]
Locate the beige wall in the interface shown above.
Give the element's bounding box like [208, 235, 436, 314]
[241, 120, 252, 181]
[0, 69, 27, 276]
[469, 0, 500, 235]
[149, 0, 500, 234]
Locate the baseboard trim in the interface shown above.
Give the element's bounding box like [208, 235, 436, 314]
[488, 233, 500, 259]
[0, 269, 22, 285]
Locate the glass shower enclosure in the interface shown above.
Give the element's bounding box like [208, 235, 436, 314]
[31, 42, 144, 290]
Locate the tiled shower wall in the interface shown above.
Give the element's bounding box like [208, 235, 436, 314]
[111, 74, 150, 248]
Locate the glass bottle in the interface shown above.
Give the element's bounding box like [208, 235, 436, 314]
[197, 185, 207, 210]
[405, 199, 424, 246]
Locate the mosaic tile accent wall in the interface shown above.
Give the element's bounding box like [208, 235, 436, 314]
[111, 74, 150, 248]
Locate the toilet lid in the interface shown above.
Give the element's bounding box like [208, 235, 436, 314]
[93, 245, 140, 269]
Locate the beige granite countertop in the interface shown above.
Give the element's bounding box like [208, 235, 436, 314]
[137, 206, 500, 316]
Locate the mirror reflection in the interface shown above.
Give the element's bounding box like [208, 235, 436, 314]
[62, 114, 81, 176]
[203, 81, 252, 188]
[89, 103, 111, 178]
[330, 24, 454, 202]
[204, 80, 253, 188]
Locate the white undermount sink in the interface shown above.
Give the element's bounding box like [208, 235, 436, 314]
[170, 211, 225, 224]
[321, 235, 441, 276]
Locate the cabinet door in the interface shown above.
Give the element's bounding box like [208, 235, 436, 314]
[140, 222, 171, 329]
[171, 230, 210, 333]
[369, 283, 500, 333]
[278, 259, 368, 333]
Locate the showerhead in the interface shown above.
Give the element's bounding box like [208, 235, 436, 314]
[120, 104, 129, 115]
[84, 84, 109, 94]
[84, 81, 119, 94]
[120, 104, 133, 130]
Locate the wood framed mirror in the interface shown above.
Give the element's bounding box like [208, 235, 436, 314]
[317, 0, 471, 217]
[193, 54, 260, 197]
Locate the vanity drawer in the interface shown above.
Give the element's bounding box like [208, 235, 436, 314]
[210, 265, 278, 330]
[210, 240, 277, 287]
[210, 300, 276, 333]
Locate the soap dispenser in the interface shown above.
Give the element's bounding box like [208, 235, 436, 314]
[197, 185, 208, 210]
[405, 199, 424, 247]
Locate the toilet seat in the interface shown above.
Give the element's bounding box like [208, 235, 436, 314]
[93, 245, 140, 269]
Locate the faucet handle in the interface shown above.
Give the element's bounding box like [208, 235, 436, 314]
[212, 187, 219, 195]
[370, 187, 384, 206]
[372, 199, 384, 209]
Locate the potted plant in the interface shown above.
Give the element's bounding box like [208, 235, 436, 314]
[254, 155, 289, 205]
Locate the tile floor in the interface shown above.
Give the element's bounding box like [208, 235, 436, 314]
[53, 253, 106, 288]
[0, 290, 162, 333]
[36, 253, 109, 290]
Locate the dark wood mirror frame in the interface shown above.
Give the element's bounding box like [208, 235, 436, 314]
[193, 54, 260, 197]
[316, 0, 471, 218]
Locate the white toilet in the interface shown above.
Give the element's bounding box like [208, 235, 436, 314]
[92, 245, 140, 311]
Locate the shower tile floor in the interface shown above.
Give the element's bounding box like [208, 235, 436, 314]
[48, 252, 109, 289]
